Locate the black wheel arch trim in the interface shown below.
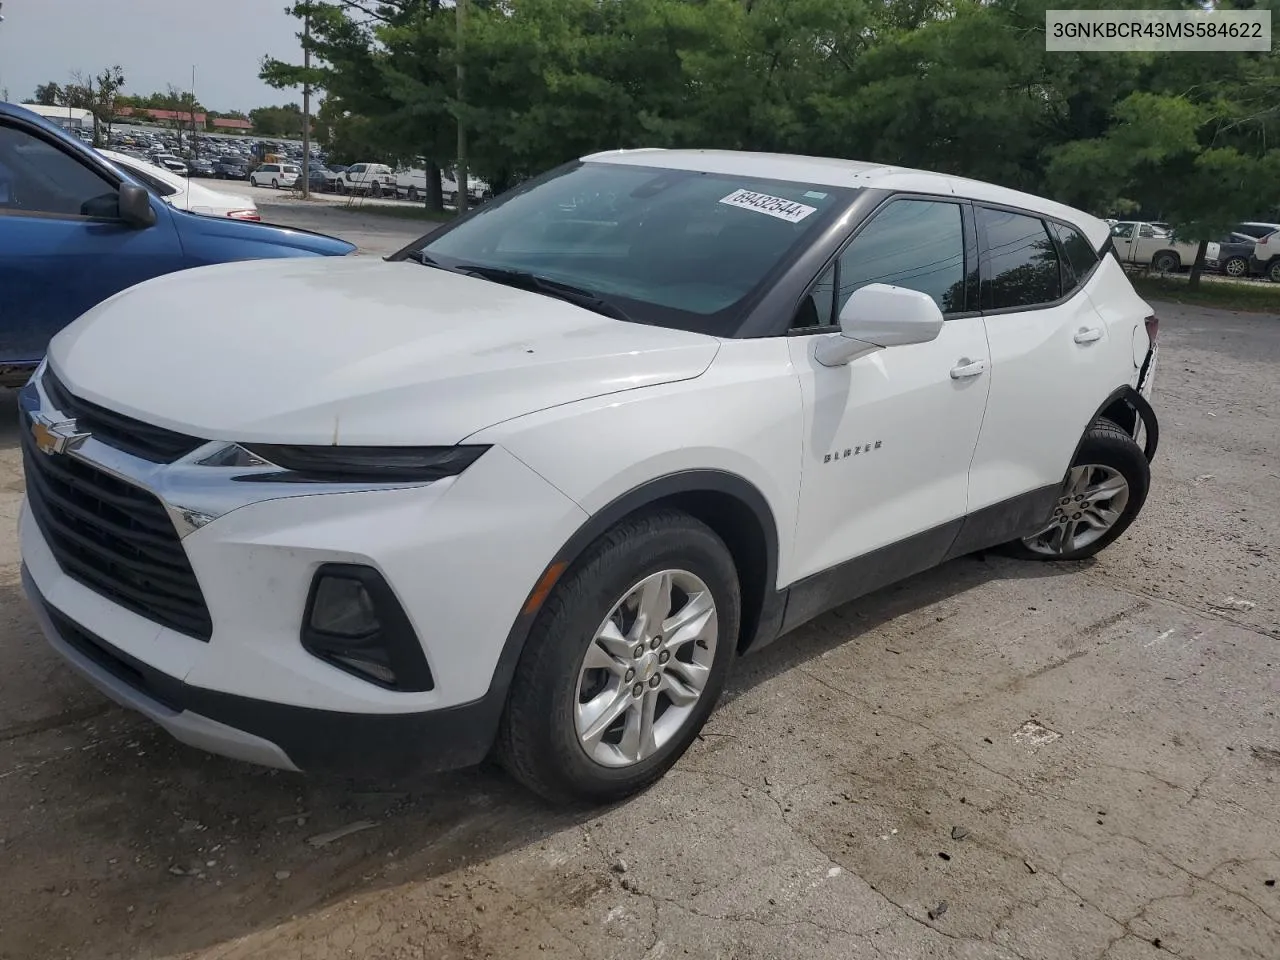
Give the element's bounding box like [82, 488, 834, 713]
[1083, 384, 1159, 463]
[477, 469, 782, 750]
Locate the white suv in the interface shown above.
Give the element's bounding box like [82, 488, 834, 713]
[248, 163, 299, 189]
[19, 149, 1159, 803]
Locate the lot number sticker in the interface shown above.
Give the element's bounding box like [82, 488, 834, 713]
[719, 189, 817, 223]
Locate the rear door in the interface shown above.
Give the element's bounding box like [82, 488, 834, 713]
[967, 207, 1120, 515]
[0, 115, 186, 366]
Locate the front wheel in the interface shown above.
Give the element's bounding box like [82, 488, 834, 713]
[1008, 418, 1150, 562]
[496, 510, 739, 804]
[1151, 251, 1180, 273]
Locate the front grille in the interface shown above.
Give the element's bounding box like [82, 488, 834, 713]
[22, 425, 213, 641]
[43, 369, 205, 463]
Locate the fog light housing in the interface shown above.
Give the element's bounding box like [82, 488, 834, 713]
[302, 564, 433, 691]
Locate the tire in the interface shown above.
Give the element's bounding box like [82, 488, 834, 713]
[1223, 256, 1248, 278]
[496, 509, 740, 804]
[1268, 260, 1280, 283]
[1151, 251, 1180, 273]
[271, 178, 279, 190]
[336, 181, 346, 194]
[1005, 418, 1150, 562]
[408, 186, 419, 202]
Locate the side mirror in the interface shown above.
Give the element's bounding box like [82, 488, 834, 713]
[815, 283, 944, 367]
[118, 182, 157, 228]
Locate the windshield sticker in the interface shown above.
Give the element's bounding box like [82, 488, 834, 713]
[803, 191, 828, 200]
[719, 189, 817, 223]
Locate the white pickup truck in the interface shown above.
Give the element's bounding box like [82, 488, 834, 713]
[335, 163, 396, 197]
[1109, 221, 1200, 272]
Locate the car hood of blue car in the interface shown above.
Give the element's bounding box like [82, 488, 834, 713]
[175, 207, 356, 256]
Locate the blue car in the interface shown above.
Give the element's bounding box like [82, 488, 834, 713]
[0, 102, 354, 386]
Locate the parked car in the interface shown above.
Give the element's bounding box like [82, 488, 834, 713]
[1109, 220, 1198, 272]
[336, 162, 395, 196]
[187, 157, 216, 178]
[249, 162, 300, 189]
[98, 149, 260, 221]
[442, 170, 493, 206]
[1237, 221, 1280, 282]
[0, 101, 353, 385]
[1204, 231, 1261, 278]
[18, 147, 1160, 803]
[395, 167, 430, 202]
[213, 157, 250, 180]
[304, 166, 330, 192]
[150, 154, 189, 176]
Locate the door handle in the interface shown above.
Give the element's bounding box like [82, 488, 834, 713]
[950, 358, 988, 379]
[1074, 327, 1103, 344]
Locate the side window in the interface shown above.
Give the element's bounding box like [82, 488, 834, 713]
[1110, 223, 1135, 239]
[0, 122, 118, 219]
[1138, 223, 1157, 239]
[837, 199, 966, 313]
[350, 164, 365, 174]
[1052, 222, 1099, 294]
[978, 208, 1061, 310]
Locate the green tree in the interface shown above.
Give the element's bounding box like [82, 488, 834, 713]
[1047, 48, 1280, 288]
[250, 103, 307, 136]
[31, 81, 64, 105]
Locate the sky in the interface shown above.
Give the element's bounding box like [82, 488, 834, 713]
[0, 0, 308, 112]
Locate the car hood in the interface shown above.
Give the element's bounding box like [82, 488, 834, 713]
[48, 257, 721, 446]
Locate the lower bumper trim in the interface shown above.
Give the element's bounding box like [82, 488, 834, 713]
[22, 566, 503, 775]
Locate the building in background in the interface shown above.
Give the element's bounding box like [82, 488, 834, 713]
[21, 102, 92, 130]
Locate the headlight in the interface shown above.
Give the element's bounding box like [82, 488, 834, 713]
[237, 443, 489, 483]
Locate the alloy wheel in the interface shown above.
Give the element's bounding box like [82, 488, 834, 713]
[1225, 257, 1247, 278]
[1022, 464, 1130, 556]
[574, 569, 718, 768]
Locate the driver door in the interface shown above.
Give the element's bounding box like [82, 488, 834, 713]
[0, 116, 184, 366]
[786, 197, 991, 602]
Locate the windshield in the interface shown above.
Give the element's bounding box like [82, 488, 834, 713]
[412, 161, 853, 335]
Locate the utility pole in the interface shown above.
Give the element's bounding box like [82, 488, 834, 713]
[190, 65, 198, 158]
[301, 9, 311, 199]
[455, 0, 469, 215]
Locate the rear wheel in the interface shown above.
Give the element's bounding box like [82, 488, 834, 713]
[497, 510, 739, 804]
[408, 186, 419, 202]
[1223, 256, 1248, 278]
[271, 178, 279, 189]
[1008, 418, 1150, 561]
[1268, 260, 1280, 283]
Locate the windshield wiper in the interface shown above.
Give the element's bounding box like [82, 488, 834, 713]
[456, 264, 632, 323]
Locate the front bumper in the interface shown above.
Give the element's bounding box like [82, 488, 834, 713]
[18, 371, 590, 772]
[24, 568, 501, 773]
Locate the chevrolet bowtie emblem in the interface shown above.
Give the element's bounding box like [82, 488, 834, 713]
[31, 415, 90, 456]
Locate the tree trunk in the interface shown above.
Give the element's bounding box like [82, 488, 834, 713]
[424, 160, 444, 212]
[1188, 239, 1209, 291]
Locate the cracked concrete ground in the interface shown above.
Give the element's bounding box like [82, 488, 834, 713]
[0, 250, 1277, 958]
